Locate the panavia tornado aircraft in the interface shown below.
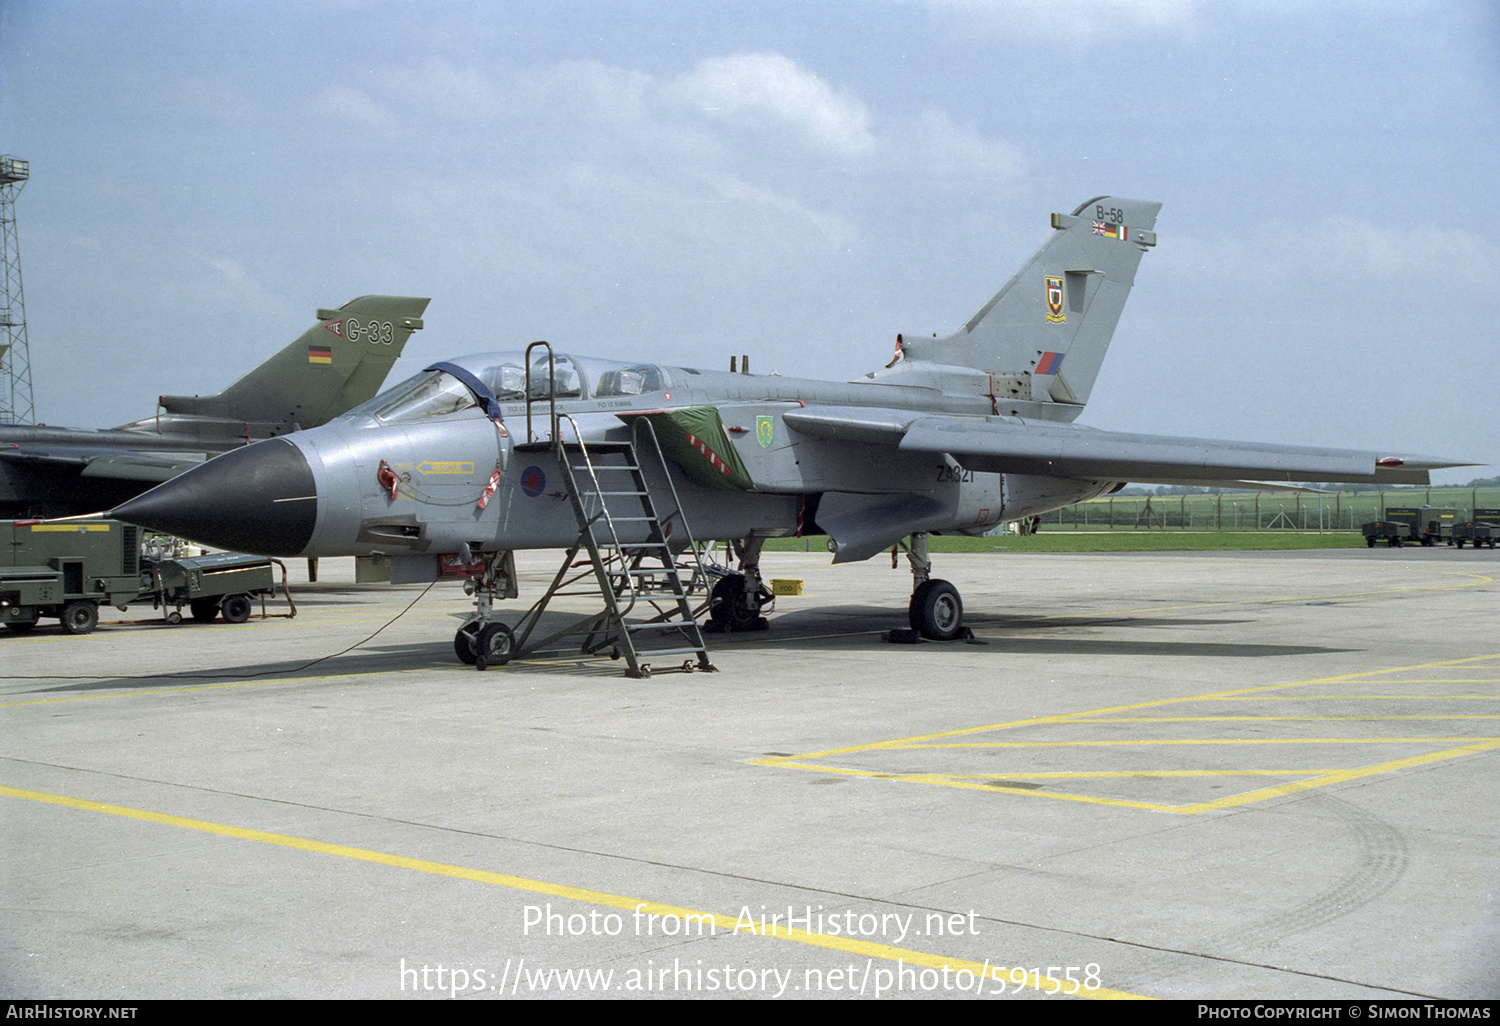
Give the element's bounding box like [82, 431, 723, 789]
[112, 197, 1467, 672]
[1, 296, 429, 518]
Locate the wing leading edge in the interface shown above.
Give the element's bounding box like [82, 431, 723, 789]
[783, 407, 1469, 486]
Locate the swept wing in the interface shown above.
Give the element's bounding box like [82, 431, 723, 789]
[784, 406, 1464, 486]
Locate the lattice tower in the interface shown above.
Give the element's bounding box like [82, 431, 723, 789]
[1, 155, 34, 424]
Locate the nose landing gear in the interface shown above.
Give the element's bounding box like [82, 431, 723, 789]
[453, 551, 520, 670]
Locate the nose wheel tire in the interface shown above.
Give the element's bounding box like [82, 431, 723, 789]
[454, 622, 479, 665]
[474, 622, 515, 671]
[455, 621, 515, 669]
[909, 579, 963, 642]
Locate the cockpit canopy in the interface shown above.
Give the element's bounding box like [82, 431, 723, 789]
[348, 352, 674, 424]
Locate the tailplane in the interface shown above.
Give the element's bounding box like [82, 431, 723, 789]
[884, 197, 1159, 417]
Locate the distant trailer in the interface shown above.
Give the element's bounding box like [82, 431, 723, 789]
[2, 518, 289, 635]
[138, 551, 286, 624]
[1452, 508, 1500, 550]
[1361, 507, 1458, 548]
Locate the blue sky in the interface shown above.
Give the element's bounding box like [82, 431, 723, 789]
[2, 1, 1496, 480]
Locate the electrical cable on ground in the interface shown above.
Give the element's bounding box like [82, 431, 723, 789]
[1, 582, 440, 683]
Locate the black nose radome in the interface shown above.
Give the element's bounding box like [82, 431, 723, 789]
[112, 438, 318, 556]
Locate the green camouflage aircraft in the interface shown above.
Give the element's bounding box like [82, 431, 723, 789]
[0, 296, 428, 518]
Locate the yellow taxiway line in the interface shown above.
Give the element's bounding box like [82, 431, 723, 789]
[755, 654, 1500, 814]
[0, 783, 1147, 1000]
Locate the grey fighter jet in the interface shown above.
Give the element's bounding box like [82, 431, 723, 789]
[1, 296, 428, 518]
[112, 198, 1467, 668]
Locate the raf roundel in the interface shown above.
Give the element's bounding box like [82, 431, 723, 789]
[520, 466, 546, 498]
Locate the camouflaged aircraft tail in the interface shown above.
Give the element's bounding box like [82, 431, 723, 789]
[157, 296, 429, 433]
[898, 197, 1160, 412]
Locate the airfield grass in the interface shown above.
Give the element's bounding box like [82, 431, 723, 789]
[764, 532, 1371, 553]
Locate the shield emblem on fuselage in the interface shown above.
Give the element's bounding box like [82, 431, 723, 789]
[756, 415, 775, 448]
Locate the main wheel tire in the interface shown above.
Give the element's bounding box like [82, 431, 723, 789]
[908, 580, 935, 631]
[476, 622, 514, 668]
[221, 594, 253, 624]
[910, 579, 963, 642]
[60, 601, 99, 636]
[5, 617, 38, 633]
[189, 599, 220, 623]
[1366, 537, 1376, 548]
[710, 575, 761, 631]
[454, 622, 479, 665]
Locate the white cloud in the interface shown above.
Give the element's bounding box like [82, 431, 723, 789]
[703, 173, 859, 248]
[1162, 216, 1499, 288]
[926, 0, 1202, 44]
[199, 257, 294, 319]
[513, 60, 652, 125]
[303, 50, 1023, 280]
[384, 59, 504, 121]
[322, 51, 1023, 187]
[307, 86, 397, 131]
[894, 107, 1026, 182]
[1300, 216, 1496, 284]
[663, 52, 876, 156]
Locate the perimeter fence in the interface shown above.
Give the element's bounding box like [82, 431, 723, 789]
[1033, 486, 1500, 531]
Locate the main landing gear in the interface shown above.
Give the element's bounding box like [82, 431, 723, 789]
[705, 536, 772, 633]
[890, 532, 972, 643]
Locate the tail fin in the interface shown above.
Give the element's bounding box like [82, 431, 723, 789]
[898, 197, 1159, 415]
[155, 296, 429, 434]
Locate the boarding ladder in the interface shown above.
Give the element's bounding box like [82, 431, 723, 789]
[510, 342, 714, 678]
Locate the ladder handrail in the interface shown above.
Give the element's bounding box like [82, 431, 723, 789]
[523, 340, 557, 445]
[556, 413, 640, 619]
[629, 416, 712, 596]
